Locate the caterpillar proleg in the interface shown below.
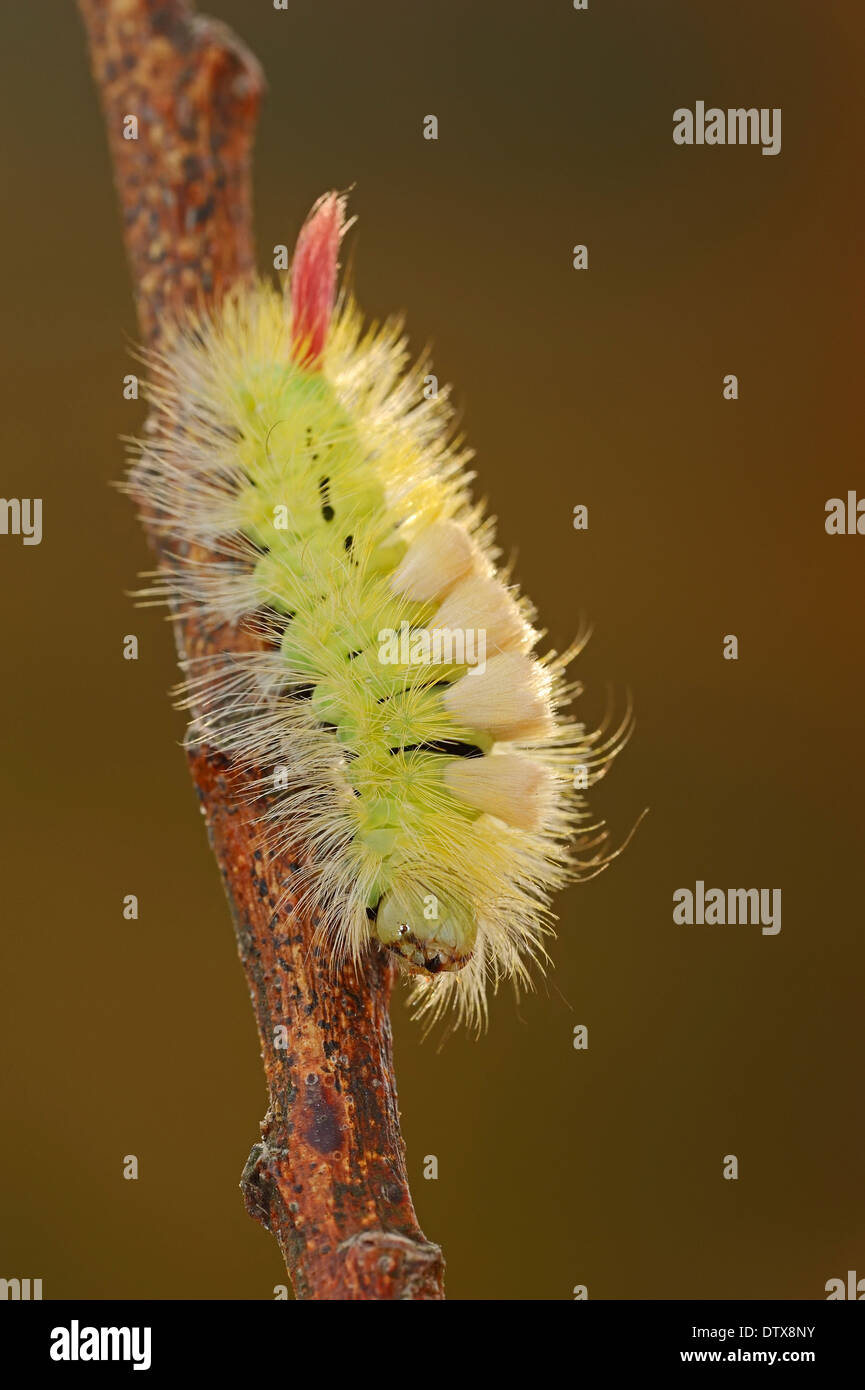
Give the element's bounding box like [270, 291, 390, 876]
[129, 193, 628, 1031]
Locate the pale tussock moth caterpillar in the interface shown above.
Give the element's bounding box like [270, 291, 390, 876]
[127, 192, 629, 1032]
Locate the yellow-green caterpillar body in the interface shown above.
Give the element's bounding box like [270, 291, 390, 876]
[129, 193, 626, 1030]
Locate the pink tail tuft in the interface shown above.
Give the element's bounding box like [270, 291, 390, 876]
[290, 191, 346, 370]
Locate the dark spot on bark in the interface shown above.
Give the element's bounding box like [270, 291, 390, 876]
[302, 1076, 342, 1155]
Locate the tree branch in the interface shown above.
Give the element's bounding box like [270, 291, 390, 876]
[78, 0, 445, 1301]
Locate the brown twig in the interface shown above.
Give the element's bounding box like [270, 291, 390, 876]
[78, 0, 444, 1301]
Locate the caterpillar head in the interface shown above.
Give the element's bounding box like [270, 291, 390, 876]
[375, 884, 476, 976]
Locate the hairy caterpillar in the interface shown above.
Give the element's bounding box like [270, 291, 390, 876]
[129, 193, 628, 1031]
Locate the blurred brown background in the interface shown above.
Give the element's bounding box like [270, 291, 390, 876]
[1, 0, 863, 1300]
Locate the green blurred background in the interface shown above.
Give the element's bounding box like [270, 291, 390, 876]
[1, 0, 863, 1300]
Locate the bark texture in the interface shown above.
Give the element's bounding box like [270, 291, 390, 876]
[78, 0, 445, 1301]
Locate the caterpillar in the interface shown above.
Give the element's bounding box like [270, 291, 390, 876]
[128, 192, 629, 1031]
